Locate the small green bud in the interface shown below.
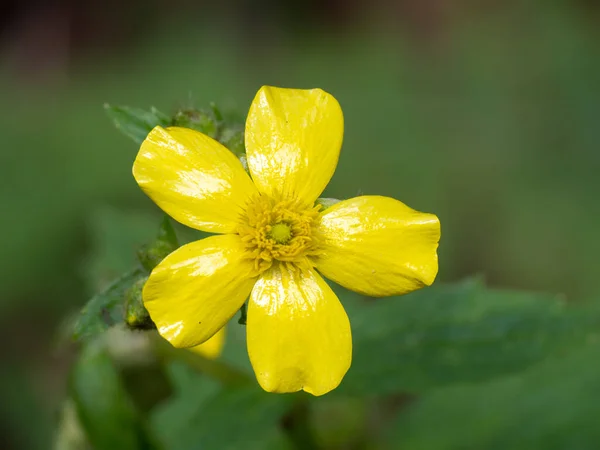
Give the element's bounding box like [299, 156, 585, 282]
[219, 125, 245, 156]
[137, 216, 179, 272]
[172, 108, 218, 138]
[124, 276, 155, 330]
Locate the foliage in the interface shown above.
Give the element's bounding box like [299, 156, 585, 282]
[104, 105, 170, 145]
[385, 339, 600, 450]
[59, 82, 600, 449]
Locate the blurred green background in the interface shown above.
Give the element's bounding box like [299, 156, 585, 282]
[1, 0, 600, 448]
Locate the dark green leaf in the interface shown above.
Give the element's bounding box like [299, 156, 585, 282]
[336, 279, 600, 395]
[308, 397, 368, 449]
[104, 104, 169, 145]
[70, 341, 158, 450]
[72, 268, 146, 341]
[150, 362, 221, 447]
[152, 365, 293, 450]
[178, 385, 293, 450]
[385, 338, 600, 450]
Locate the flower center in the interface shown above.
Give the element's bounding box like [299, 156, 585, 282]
[268, 222, 292, 244]
[238, 194, 322, 273]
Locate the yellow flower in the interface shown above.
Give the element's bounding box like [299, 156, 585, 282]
[133, 86, 440, 396]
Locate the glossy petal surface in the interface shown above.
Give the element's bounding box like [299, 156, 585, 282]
[245, 86, 343, 204]
[133, 126, 257, 233]
[315, 195, 440, 297]
[247, 264, 352, 396]
[189, 326, 226, 359]
[143, 235, 257, 348]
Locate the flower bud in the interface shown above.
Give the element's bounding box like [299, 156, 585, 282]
[124, 276, 154, 330]
[172, 108, 218, 138]
[219, 125, 245, 156]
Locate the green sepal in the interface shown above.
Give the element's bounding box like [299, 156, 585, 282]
[172, 108, 219, 138]
[104, 104, 169, 145]
[124, 276, 154, 330]
[137, 216, 179, 273]
[219, 124, 245, 156]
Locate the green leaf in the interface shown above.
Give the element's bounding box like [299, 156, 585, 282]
[72, 268, 146, 341]
[104, 104, 169, 145]
[70, 341, 158, 450]
[152, 366, 293, 450]
[179, 386, 293, 450]
[385, 337, 600, 450]
[335, 279, 600, 396]
[150, 362, 222, 448]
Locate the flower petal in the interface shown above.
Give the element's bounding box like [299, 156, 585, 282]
[133, 126, 257, 233]
[189, 326, 226, 360]
[245, 86, 343, 204]
[143, 234, 257, 348]
[315, 195, 440, 297]
[247, 264, 351, 396]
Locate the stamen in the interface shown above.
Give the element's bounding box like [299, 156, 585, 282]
[237, 194, 322, 274]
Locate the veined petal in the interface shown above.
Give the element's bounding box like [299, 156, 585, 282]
[245, 86, 343, 204]
[188, 326, 226, 360]
[315, 196, 440, 297]
[133, 126, 257, 234]
[143, 234, 257, 348]
[247, 264, 351, 396]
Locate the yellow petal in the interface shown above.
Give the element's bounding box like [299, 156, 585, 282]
[315, 195, 440, 297]
[245, 86, 343, 204]
[247, 264, 352, 396]
[188, 326, 226, 359]
[143, 234, 257, 348]
[133, 126, 257, 234]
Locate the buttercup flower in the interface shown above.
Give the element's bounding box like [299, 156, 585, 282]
[133, 86, 440, 396]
